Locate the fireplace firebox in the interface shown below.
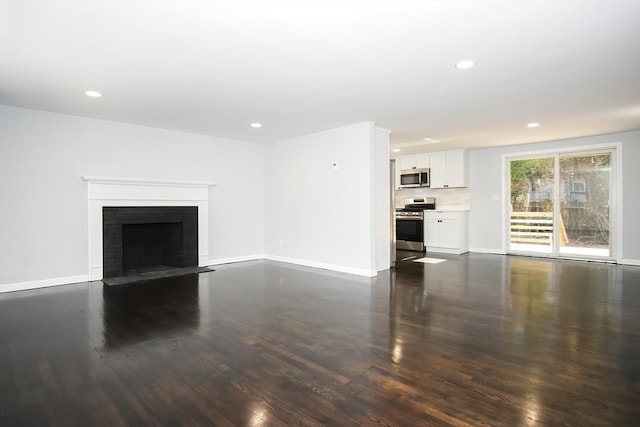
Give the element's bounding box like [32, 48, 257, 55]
[103, 206, 198, 278]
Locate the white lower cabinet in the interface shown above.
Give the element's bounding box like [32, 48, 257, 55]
[424, 211, 469, 254]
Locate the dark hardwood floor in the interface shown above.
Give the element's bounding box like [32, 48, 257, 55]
[1, 253, 639, 426]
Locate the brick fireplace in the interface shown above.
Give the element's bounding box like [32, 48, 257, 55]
[102, 206, 199, 278]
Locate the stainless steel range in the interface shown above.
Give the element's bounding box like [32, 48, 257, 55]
[396, 197, 436, 251]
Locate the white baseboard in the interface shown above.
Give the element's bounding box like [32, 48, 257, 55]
[469, 247, 506, 255]
[208, 253, 378, 277]
[208, 254, 265, 266]
[619, 258, 640, 266]
[265, 254, 378, 277]
[426, 247, 468, 255]
[0, 275, 89, 294]
[469, 249, 640, 266]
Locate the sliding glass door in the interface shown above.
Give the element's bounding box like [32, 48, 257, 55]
[508, 150, 613, 260]
[558, 153, 611, 257]
[509, 157, 555, 254]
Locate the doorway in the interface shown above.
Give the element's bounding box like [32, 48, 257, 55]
[507, 148, 615, 260]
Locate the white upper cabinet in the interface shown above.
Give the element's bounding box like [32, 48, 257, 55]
[398, 153, 429, 171]
[429, 149, 468, 188]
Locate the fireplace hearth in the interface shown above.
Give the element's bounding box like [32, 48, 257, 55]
[103, 206, 198, 279]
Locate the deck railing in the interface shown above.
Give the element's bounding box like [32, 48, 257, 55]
[510, 212, 570, 245]
[510, 212, 554, 245]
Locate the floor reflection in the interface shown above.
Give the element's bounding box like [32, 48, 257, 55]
[507, 257, 622, 356]
[388, 252, 640, 424]
[102, 274, 200, 349]
[620, 267, 640, 391]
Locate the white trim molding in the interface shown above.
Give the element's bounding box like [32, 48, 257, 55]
[83, 176, 216, 281]
[208, 254, 266, 266]
[210, 254, 379, 277]
[82, 176, 216, 187]
[469, 248, 506, 255]
[265, 254, 378, 277]
[0, 275, 89, 294]
[210, 253, 379, 277]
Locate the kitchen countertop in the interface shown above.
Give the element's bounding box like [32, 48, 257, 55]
[426, 206, 471, 212]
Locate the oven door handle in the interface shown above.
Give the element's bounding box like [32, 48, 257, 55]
[396, 216, 424, 220]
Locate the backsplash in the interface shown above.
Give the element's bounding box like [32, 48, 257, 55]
[395, 187, 470, 209]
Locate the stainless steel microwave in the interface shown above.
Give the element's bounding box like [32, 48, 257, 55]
[399, 168, 430, 188]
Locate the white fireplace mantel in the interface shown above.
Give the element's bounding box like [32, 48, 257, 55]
[82, 176, 216, 188]
[83, 176, 216, 281]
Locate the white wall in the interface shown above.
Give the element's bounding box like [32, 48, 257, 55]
[374, 127, 391, 271]
[0, 105, 265, 288]
[468, 130, 640, 263]
[264, 122, 379, 276]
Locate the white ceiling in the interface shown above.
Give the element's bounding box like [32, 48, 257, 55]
[1, 0, 639, 153]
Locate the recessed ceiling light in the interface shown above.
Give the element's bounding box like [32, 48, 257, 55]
[422, 138, 441, 143]
[455, 60, 475, 69]
[85, 90, 102, 98]
[250, 123, 262, 128]
[392, 148, 401, 153]
[527, 122, 540, 128]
